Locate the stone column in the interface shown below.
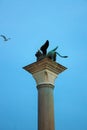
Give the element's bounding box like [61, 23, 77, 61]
[23, 58, 67, 130]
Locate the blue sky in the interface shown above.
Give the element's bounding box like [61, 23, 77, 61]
[0, 0, 87, 130]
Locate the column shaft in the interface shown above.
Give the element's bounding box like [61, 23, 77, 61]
[37, 84, 55, 130]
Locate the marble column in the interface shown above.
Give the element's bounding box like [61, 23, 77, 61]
[23, 58, 67, 130]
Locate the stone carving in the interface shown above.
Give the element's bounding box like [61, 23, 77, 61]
[35, 40, 68, 61]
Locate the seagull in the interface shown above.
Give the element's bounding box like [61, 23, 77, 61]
[0, 35, 11, 41]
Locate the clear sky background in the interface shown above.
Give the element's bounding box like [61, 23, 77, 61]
[0, 0, 87, 130]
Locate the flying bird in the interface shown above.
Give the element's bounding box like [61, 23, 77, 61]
[0, 35, 11, 41]
[40, 40, 49, 55]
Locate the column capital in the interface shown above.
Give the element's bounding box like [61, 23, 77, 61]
[23, 58, 67, 86]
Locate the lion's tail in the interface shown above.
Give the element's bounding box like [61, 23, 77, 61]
[56, 52, 68, 58]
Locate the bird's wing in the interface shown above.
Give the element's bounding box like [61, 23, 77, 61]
[0, 35, 7, 40]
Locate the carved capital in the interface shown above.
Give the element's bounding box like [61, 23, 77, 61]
[33, 69, 57, 86]
[23, 58, 67, 86]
